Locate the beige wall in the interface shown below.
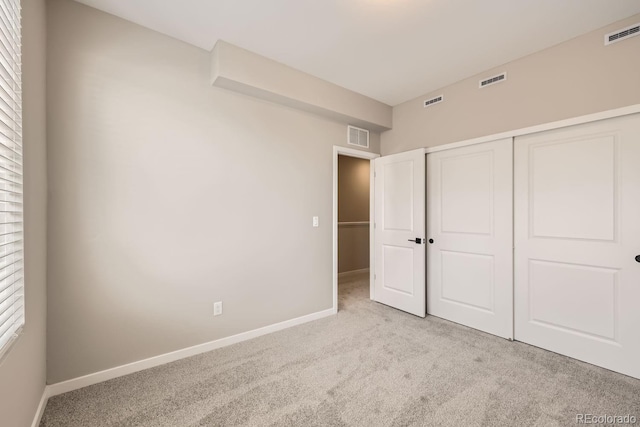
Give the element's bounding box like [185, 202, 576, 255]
[337, 156, 370, 273]
[338, 226, 369, 274]
[338, 156, 370, 222]
[381, 14, 640, 155]
[0, 0, 48, 426]
[46, 0, 379, 383]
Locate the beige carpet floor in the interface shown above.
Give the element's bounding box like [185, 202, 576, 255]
[41, 272, 640, 426]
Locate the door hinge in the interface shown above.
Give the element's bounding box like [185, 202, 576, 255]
[374, 171, 376, 178]
[374, 274, 377, 280]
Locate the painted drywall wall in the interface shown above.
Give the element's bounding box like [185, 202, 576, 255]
[381, 14, 640, 154]
[338, 225, 369, 274]
[337, 156, 370, 273]
[0, 0, 48, 425]
[46, 0, 380, 383]
[212, 41, 393, 132]
[338, 156, 370, 223]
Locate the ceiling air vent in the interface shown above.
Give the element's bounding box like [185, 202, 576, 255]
[348, 125, 369, 149]
[479, 72, 507, 88]
[604, 23, 639, 46]
[424, 95, 444, 108]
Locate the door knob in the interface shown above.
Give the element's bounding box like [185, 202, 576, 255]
[636, 255, 640, 263]
[428, 239, 434, 244]
[408, 238, 423, 244]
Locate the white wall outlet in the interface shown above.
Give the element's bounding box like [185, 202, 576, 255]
[313, 216, 319, 227]
[213, 301, 223, 316]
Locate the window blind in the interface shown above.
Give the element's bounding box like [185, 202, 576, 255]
[0, 0, 22, 358]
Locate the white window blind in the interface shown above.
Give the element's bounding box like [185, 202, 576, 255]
[0, 0, 22, 358]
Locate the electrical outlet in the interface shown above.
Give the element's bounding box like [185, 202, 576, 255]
[213, 301, 223, 316]
[313, 216, 319, 227]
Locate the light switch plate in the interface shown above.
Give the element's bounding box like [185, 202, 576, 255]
[213, 301, 223, 316]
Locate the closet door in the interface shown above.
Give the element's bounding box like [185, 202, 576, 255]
[514, 114, 640, 379]
[427, 138, 513, 339]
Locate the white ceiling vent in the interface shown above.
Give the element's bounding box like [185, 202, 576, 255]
[479, 72, 507, 88]
[424, 95, 444, 108]
[604, 23, 639, 46]
[348, 125, 369, 149]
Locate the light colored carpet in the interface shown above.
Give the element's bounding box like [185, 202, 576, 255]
[41, 273, 640, 426]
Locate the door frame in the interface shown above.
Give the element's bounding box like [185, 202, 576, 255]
[333, 146, 379, 312]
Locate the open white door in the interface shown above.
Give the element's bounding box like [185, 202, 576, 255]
[427, 138, 513, 339]
[374, 149, 426, 317]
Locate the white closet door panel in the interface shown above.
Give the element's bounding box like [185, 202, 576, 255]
[514, 113, 640, 379]
[427, 138, 513, 339]
[374, 149, 426, 317]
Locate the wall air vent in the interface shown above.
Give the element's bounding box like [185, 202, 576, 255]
[424, 95, 444, 108]
[604, 23, 639, 46]
[347, 125, 369, 148]
[479, 72, 507, 88]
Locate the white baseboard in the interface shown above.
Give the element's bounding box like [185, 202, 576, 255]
[47, 307, 335, 398]
[338, 268, 369, 279]
[31, 386, 51, 427]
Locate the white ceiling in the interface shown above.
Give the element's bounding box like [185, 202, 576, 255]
[74, 0, 640, 106]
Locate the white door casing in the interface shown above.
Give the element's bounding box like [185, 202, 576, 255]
[427, 138, 514, 339]
[332, 146, 379, 312]
[374, 149, 426, 317]
[514, 114, 640, 379]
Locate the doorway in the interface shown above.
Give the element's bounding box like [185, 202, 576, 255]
[332, 146, 378, 312]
